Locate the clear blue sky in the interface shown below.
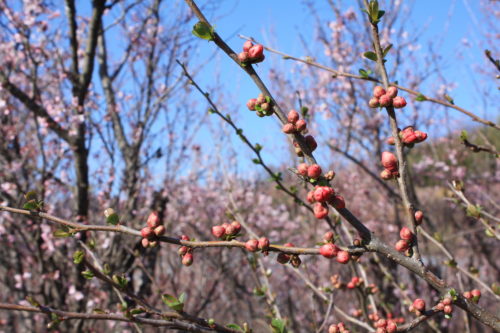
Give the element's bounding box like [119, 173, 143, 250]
[188, 0, 497, 171]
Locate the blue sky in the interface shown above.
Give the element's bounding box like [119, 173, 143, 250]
[187, 0, 497, 171]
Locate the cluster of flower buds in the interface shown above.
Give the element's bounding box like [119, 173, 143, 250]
[380, 151, 399, 180]
[463, 289, 481, 303]
[435, 296, 454, 315]
[369, 312, 405, 327]
[292, 135, 317, 156]
[366, 283, 380, 294]
[282, 109, 307, 134]
[373, 318, 398, 333]
[369, 86, 407, 109]
[238, 40, 265, 65]
[394, 227, 414, 254]
[328, 322, 349, 333]
[246, 93, 273, 117]
[177, 235, 193, 266]
[211, 221, 242, 240]
[346, 276, 363, 289]
[245, 236, 271, 254]
[276, 242, 301, 268]
[387, 126, 428, 147]
[319, 232, 350, 264]
[140, 211, 166, 248]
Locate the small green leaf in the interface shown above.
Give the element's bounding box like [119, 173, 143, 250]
[444, 314, 452, 319]
[301, 106, 309, 117]
[112, 274, 128, 289]
[53, 229, 72, 238]
[382, 44, 392, 58]
[254, 144, 263, 152]
[93, 308, 106, 314]
[192, 21, 214, 41]
[252, 158, 261, 164]
[129, 308, 146, 315]
[271, 318, 287, 333]
[178, 292, 186, 304]
[23, 200, 38, 211]
[81, 270, 94, 280]
[460, 130, 468, 141]
[444, 94, 454, 105]
[73, 250, 85, 264]
[492, 283, 500, 296]
[363, 51, 378, 62]
[253, 287, 266, 297]
[226, 324, 243, 331]
[377, 10, 385, 21]
[162, 294, 184, 312]
[466, 205, 482, 218]
[26, 296, 40, 307]
[208, 108, 215, 114]
[415, 94, 427, 101]
[24, 191, 37, 201]
[106, 213, 120, 225]
[445, 259, 457, 268]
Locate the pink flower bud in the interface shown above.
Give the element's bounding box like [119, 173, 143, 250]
[347, 281, 356, 289]
[305, 135, 318, 151]
[306, 190, 316, 203]
[248, 44, 264, 59]
[442, 297, 452, 305]
[314, 203, 329, 219]
[314, 186, 335, 203]
[260, 102, 271, 111]
[246, 98, 257, 111]
[380, 169, 393, 180]
[395, 239, 410, 252]
[282, 123, 296, 134]
[243, 40, 253, 52]
[307, 164, 322, 179]
[238, 51, 249, 63]
[180, 235, 190, 241]
[224, 224, 236, 236]
[182, 253, 193, 266]
[330, 195, 345, 209]
[414, 211, 424, 225]
[368, 97, 380, 108]
[379, 94, 393, 107]
[256, 93, 266, 104]
[412, 299, 425, 312]
[399, 227, 413, 241]
[178, 246, 188, 256]
[258, 237, 270, 251]
[323, 231, 334, 243]
[245, 239, 259, 252]
[375, 319, 387, 328]
[297, 163, 309, 176]
[325, 170, 336, 180]
[141, 238, 150, 248]
[386, 86, 398, 98]
[463, 291, 472, 299]
[386, 321, 397, 333]
[381, 152, 398, 172]
[287, 109, 300, 123]
[211, 225, 226, 238]
[386, 136, 395, 145]
[231, 221, 241, 234]
[414, 130, 427, 142]
[373, 86, 386, 98]
[141, 227, 154, 238]
[295, 119, 307, 132]
[147, 211, 161, 228]
[154, 225, 166, 236]
[336, 250, 350, 264]
[319, 243, 339, 258]
[392, 96, 407, 108]
[443, 305, 453, 314]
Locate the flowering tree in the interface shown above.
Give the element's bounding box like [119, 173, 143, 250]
[0, 0, 499, 332]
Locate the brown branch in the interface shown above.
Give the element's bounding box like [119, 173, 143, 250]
[0, 205, 365, 256]
[396, 308, 441, 332]
[461, 138, 499, 157]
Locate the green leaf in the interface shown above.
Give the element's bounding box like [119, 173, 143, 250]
[226, 324, 243, 331]
[26, 296, 40, 307]
[363, 51, 378, 62]
[81, 270, 94, 280]
[444, 94, 454, 105]
[24, 191, 37, 201]
[271, 318, 287, 333]
[162, 294, 184, 312]
[192, 21, 214, 41]
[253, 287, 266, 297]
[466, 205, 482, 218]
[301, 106, 309, 117]
[492, 283, 500, 296]
[265, 95, 271, 103]
[415, 94, 427, 101]
[112, 274, 128, 289]
[252, 158, 261, 164]
[93, 308, 106, 314]
[444, 314, 452, 320]
[377, 10, 385, 21]
[460, 130, 468, 141]
[178, 292, 186, 304]
[106, 213, 120, 225]
[382, 44, 392, 58]
[53, 229, 72, 238]
[254, 144, 263, 152]
[23, 200, 38, 210]
[73, 250, 85, 264]
[369, 0, 379, 23]
[129, 308, 146, 315]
